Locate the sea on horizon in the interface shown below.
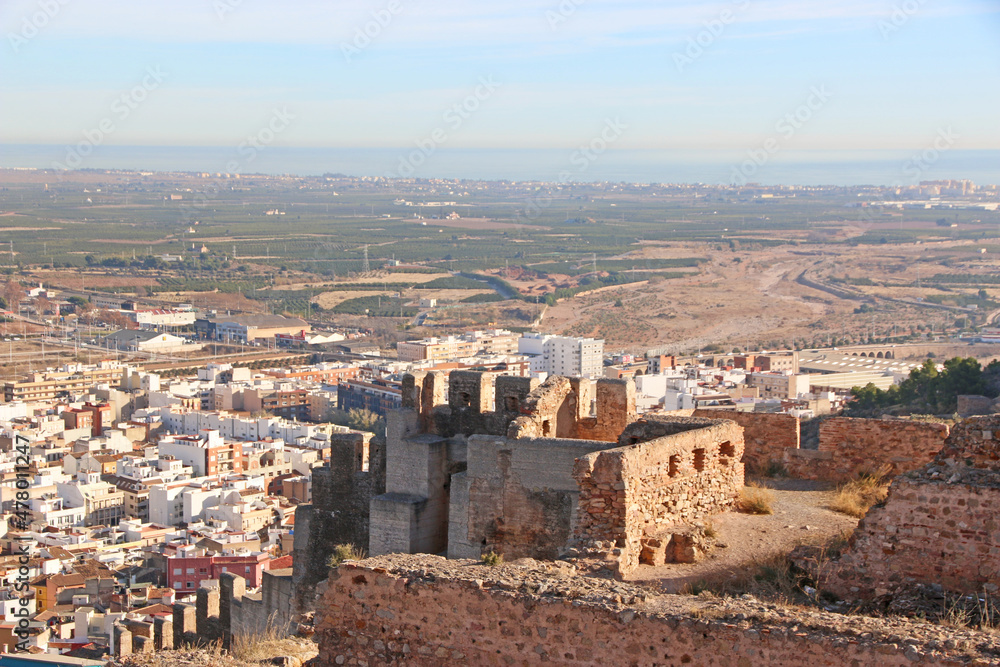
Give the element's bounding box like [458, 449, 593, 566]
[0, 144, 997, 188]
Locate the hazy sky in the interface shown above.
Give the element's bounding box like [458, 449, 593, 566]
[2, 0, 998, 152]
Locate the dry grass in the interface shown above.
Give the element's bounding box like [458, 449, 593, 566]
[327, 543, 366, 568]
[829, 464, 893, 518]
[738, 482, 775, 515]
[230, 613, 305, 663]
[481, 550, 503, 567]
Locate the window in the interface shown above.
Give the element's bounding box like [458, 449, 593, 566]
[173, 568, 182, 575]
[693, 449, 706, 472]
[186, 568, 195, 574]
[668, 455, 680, 478]
[174, 582, 182, 589]
[186, 582, 194, 588]
[719, 441, 735, 459]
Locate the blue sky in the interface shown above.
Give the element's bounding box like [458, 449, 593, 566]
[1, 0, 998, 151]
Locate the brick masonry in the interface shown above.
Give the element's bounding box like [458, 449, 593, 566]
[819, 416, 1000, 601]
[573, 416, 744, 576]
[785, 417, 949, 483]
[311, 555, 1000, 666]
[692, 409, 799, 473]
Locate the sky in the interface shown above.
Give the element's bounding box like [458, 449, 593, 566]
[1, 0, 999, 153]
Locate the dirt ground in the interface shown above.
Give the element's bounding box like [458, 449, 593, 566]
[628, 479, 859, 593]
[540, 236, 1000, 354]
[313, 288, 491, 309]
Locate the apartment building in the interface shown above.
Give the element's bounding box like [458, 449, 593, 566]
[518, 333, 604, 379]
[165, 549, 270, 591]
[337, 377, 402, 416]
[2, 363, 125, 402]
[733, 351, 799, 373]
[157, 431, 244, 477]
[746, 372, 811, 400]
[397, 329, 519, 362]
[263, 364, 359, 385]
[56, 473, 126, 527]
[243, 387, 311, 422]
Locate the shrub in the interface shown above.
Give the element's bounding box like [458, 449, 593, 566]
[481, 551, 503, 567]
[739, 482, 775, 515]
[327, 543, 366, 568]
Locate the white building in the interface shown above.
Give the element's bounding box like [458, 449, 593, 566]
[518, 333, 604, 379]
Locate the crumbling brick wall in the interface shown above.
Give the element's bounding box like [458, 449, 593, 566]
[311, 555, 1000, 666]
[447, 434, 616, 560]
[507, 376, 636, 443]
[819, 416, 1000, 601]
[692, 409, 799, 473]
[784, 417, 949, 483]
[573, 416, 744, 575]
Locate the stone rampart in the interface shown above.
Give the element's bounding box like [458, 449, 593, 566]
[785, 417, 949, 483]
[692, 409, 800, 473]
[223, 569, 295, 639]
[573, 416, 744, 575]
[447, 434, 614, 561]
[957, 395, 999, 417]
[312, 554, 1000, 666]
[818, 416, 1000, 601]
[292, 430, 382, 611]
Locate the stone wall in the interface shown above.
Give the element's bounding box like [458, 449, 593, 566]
[573, 416, 744, 576]
[370, 373, 639, 560]
[222, 569, 296, 639]
[936, 415, 1000, 469]
[692, 409, 800, 473]
[311, 555, 1000, 667]
[507, 376, 636, 443]
[292, 431, 382, 612]
[785, 417, 949, 483]
[818, 416, 1000, 601]
[957, 395, 999, 417]
[820, 474, 1000, 600]
[447, 434, 615, 561]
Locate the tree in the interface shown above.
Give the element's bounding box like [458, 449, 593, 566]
[33, 295, 51, 317]
[848, 356, 994, 416]
[3, 280, 24, 313]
